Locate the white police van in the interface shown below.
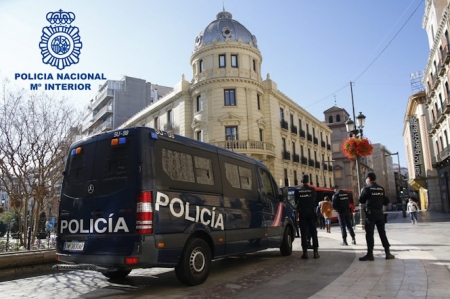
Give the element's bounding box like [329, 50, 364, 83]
[54, 127, 295, 285]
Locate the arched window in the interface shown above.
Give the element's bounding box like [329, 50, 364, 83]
[328, 115, 333, 123]
[336, 114, 341, 122]
[445, 130, 449, 147]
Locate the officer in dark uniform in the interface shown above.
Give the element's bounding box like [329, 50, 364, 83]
[359, 172, 395, 261]
[295, 174, 319, 259]
[332, 185, 356, 246]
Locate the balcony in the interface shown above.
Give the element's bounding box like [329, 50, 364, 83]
[307, 134, 312, 142]
[301, 156, 307, 165]
[280, 120, 289, 130]
[282, 151, 291, 160]
[92, 118, 113, 135]
[92, 104, 113, 124]
[210, 140, 276, 158]
[308, 159, 314, 167]
[291, 125, 298, 135]
[438, 145, 450, 162]
[321, 141, 326, 148]
[315, 161, 320, 169]
[323, 163, 328, 171]
[92, 87, 114, 109]
[299, 130, 306, 138]
[313, 137, 318, 145]
[327, 144, 331, 151]
[329, 165, 333, 171]
[444, 43, 450, 64]
[293, 154, 300, 163]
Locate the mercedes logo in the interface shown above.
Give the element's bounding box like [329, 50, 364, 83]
[87, 184, 95, 194]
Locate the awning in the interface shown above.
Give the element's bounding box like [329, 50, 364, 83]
[408, 178, 427, 191]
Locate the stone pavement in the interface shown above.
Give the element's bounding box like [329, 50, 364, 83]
[1, 210, 450, 299]
[246, 210, 450, 299]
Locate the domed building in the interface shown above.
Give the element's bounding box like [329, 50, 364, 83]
[120, 10, 333, 187]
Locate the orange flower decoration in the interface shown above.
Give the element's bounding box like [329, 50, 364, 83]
[342, 138, 373, 159]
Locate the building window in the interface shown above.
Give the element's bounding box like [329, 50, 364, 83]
[284, 169, 289, 187]
[259, 129, 263, 141]
[253, 59, 256, 71]
[257, 94, 261, 110]
[199, 60, 204, 73]
[231, 54, 238, 68]
[299, 118, 302, 130]
[224, 89, 236, 106]
[316, 175, 319, 187]
[196, 95, 201, 112]
[328, 115, 333, 123]
[294, 170, 298, 185]
[280, 108, 284, 121]
[167, 109, 173, 124]
[154, 116, 159, 129]
[219, 54, 226, 68]
[445, 130, 449, 147]
[336, 114, 341, 122]
[196, 130, 202, 141]
[225, 126, 238, 141]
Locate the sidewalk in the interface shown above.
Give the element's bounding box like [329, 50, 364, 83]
[243, 210, 450, 299]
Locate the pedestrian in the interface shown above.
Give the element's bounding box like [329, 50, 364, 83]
[316, 202, 325, 230]
[332, 185, 356, 246]
[321, 196, 333, 233]
[295, 174, 320, 259]
[407, 197, 419, 224]
[358, 172, 395, 261]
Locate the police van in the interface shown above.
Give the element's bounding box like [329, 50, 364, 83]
[54, 127, 295, 285]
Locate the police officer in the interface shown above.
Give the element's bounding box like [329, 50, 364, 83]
[295, 174, 319, 259]
[332, 185, 356, 246]
[359, 172, 395, 261]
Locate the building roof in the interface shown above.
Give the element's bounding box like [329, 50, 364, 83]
[194, 11, 257, 51]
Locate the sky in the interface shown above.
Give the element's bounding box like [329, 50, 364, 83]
[0, 0, 430, 168]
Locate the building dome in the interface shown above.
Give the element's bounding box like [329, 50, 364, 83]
[194, 11, 258, 51]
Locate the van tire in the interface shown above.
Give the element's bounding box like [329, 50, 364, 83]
[101, 269, 131, 279]
[280, 227, 293, 256]
[175, 238, 211, 286]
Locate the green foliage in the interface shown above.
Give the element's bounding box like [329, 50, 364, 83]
[0, 210, 15, 225]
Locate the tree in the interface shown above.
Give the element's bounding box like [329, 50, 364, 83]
[0, 79, 80, 248]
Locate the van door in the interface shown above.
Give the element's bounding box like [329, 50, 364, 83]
[258, 167, 283, 247]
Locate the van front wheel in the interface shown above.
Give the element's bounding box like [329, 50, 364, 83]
[280, 227, 293, 256]
[175, 238, 211, 286]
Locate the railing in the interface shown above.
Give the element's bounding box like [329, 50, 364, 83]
[293, 154, 300, 162]
[307, 134, 312, 142]
[327, 144, 331, 151]
[323, 164, 328, 171]
[301, 156, 307, 165]
[92, 104, 113, 123]
[438, 145, 450, 162]
[0, 228, 56, 252]
[321, 141, 326, 148]
[291, 125, 298, 135]
[92, 119, 113, 135]
[313, 137, 318, 145]
[300, 130, 306, 138]
[210, 140, 276, 155]
[282, 151, 291, 160]
[308, 159, 314, 167]
[315, 161, 320, 169]
[280, 120, 288, 130]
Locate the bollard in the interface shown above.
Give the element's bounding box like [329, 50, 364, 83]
[47, 230, 50, 248]
[27, 226, 31, 250]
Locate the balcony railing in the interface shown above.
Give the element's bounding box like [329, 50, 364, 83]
[438, 145, 450, 162]
[293, 154, 300, 163]
[301, 156, 307, 165]
[315, 161, 320, 168]
[210, 140, 275, 155]
[327, 144, 331, 151]
[280, 120, 288, 130]
[92, 118, 113, 135]
[291, 125, 298, 135]
[313, 137, 318, 145]
[300, 130, 306, 138]
[283, 151, 291, 160]
[308, 159, 314, 167]
[307, 134, 312, 142]
[323, 163, 328, 171]
[321, 141, 326, 148]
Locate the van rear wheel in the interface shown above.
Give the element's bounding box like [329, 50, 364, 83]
[280, 227, 293, 256]
[175, 238, 211, 286]
[102, 269, 131, 279]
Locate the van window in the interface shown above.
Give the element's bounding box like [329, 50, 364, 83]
[194, 156, 214, 185]
[162, 148, 195, 182]
[224, 163, 253, 190]
[259, 168, 275, 197]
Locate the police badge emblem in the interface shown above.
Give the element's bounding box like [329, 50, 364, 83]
[39, 9, 82, 70]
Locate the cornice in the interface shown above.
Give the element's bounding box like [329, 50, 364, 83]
[424, 5, 449, 79]
[189, 77, 265, 92]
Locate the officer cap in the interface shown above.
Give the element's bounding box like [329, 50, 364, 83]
[301, 174, 309, 183]
[365, 172, 376, 181]
[332, 185, 339, 189]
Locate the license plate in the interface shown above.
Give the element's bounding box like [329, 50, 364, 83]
[64, 241, 85, 251]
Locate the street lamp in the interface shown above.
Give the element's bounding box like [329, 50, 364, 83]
[345, 111, 366, 228]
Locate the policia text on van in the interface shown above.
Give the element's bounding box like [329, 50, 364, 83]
[53, 127, 296, 286]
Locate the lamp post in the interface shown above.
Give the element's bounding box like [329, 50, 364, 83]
[345, 111, 366, 228]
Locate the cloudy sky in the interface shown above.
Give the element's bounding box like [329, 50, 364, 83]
[0, 0, 429, 167]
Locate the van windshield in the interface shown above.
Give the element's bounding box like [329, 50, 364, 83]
[62, 135, 137, 198]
